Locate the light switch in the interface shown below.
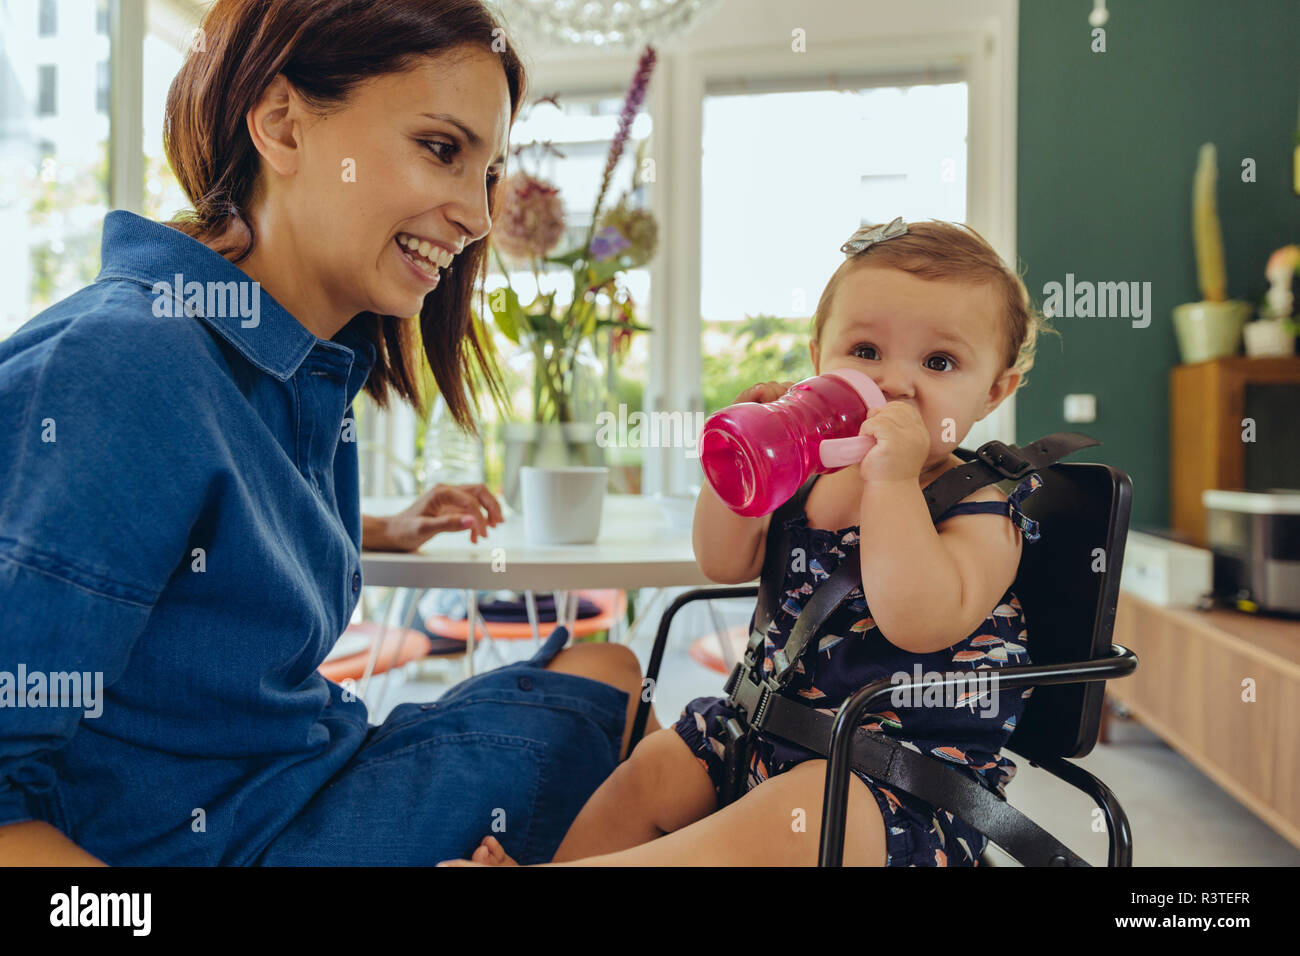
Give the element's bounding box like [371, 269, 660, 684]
[1063, 393, 1096, 423]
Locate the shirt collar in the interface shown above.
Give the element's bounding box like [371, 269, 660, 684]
[95, 209, 377, 383]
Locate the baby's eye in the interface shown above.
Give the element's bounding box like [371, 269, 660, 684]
[926, 354, 956, 372]
[850, 344, 877, 360]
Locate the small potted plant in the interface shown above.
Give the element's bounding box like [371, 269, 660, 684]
[1172, 143, 1253, 363]
[1243, 244, 1300, 357]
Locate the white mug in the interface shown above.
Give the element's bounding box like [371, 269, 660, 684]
[520, 466, 609, 545]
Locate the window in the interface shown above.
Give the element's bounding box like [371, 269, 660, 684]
[0, 6, 111, 341]
[96, 61, 110, 114]
[38, 0, 56, 37]
[698, 77, 967, 414]
[97, 0, 110, 36]
[36, 64, 57, 116]
[142, 0, 192, 223]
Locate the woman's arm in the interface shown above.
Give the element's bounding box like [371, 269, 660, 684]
[360, 513, 398, 551]
[0, 820, 107, 866]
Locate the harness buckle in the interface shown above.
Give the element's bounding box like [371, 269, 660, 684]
[749, 680, 774, 732]
[723, 661, 744, 702]
[976, 440, 1032, 479]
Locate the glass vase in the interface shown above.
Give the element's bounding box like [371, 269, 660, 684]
[499, 333, 608, 511]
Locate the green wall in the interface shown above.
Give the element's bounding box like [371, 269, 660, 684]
[1016, 0, 1300, 531]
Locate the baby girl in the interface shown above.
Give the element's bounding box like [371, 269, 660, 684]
[442, 218, 1055, 866]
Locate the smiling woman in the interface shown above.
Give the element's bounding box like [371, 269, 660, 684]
[0, 0, 660, 868]
[162, 0, 521, 434]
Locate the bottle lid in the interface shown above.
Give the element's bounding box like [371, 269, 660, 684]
[821, 367, 886, 412]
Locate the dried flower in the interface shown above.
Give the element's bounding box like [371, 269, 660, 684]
[586, 45, 657, 252]
[598, 194, 658, 267]
[590, 225, 631, 261]
[494, 172, 566, 261]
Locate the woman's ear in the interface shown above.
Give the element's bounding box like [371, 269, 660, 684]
[245, 74, 302, 178]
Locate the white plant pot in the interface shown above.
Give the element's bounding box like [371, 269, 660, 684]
[1242, 318, 1297, 358]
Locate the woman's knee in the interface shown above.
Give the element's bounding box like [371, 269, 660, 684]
[545, 641, 643, 695]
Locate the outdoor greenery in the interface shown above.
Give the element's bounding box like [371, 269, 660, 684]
[701, 314, 816, 413]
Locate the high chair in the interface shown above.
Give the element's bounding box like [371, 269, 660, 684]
[628, 437, 1138, 867]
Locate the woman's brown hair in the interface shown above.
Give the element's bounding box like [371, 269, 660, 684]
[812, 220, 1059, 393]
[162, 0, 527, 435]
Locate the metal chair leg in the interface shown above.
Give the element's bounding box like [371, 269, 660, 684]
[373, 587, 423, 716]
[524, 590, 541, 649]
[704, 600, 738, 669]
[359, 586, 398, 700]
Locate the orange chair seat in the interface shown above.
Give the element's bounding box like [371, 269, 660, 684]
[320, 622, 433, 683]
[688, 626, 752, 675]
[425, 589, 626, 642]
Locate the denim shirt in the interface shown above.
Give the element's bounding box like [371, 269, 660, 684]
[0, 210, 377, 864]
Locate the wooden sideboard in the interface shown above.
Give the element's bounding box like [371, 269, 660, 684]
[1169, 355, 1300, 548]
[1108, 591, 1300, 849]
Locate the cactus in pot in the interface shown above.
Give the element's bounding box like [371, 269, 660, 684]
[1172, 143, 1252, 363]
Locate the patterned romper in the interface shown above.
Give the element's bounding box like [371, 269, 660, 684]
[674, 473, 1044, 866]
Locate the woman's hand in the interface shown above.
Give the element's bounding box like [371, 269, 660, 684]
[383, 483, 504, 551]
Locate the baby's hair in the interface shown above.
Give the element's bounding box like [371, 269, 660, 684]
[811, 219, 1059, 392]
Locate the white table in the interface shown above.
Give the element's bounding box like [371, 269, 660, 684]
[356, 494, 745, 699]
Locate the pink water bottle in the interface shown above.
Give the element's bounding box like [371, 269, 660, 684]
[699, 368, 887, 517]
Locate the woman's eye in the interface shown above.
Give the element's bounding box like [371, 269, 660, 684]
[423, 140, 502, 186]
[422, 139, 457, 162]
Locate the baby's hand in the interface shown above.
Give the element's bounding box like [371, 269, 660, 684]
[857, 402, 931, 483]
[732, 381, 796, 405]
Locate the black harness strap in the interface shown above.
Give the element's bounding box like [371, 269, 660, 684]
[717, 432, 1102, 865]
[924, 433, 1100, 518]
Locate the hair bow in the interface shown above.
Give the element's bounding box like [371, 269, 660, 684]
[840, 216, 908, 255]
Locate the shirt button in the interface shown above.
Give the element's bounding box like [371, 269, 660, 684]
[517, 676, 533, 691]
[351, 572, 361, 592]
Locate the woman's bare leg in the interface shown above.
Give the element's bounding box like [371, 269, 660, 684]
[550, 727, 717, 861]
[542, 642, 660, 759]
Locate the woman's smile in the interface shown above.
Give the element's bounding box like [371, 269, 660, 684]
[393, 234, 443, 288]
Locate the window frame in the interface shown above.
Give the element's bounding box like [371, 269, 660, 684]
[533, 27, 1019, 493]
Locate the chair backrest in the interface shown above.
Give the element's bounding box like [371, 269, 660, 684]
[998, 460, 1133, 760]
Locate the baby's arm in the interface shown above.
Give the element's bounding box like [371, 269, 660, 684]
[693, 482, 771, 583]
[857, 481, 1022, 654]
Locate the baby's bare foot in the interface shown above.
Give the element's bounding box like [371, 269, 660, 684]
[471, 835, 519, 866]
